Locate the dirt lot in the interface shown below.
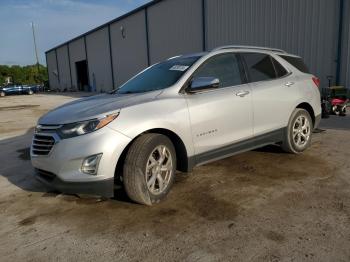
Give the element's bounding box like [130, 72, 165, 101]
[0, 93, 349, 262]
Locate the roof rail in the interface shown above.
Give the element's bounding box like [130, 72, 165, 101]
[212, 45, 286, 53]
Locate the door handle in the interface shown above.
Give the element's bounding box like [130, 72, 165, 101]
[285, 82, 295, 87]
[236, 90, 250, 97]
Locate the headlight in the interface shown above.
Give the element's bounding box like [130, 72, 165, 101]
[57, 113, 119, 139]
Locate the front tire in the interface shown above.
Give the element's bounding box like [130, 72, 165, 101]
[0, 91, 5, 97]
[281, 108, 313, 154]
[123, 134, 176, 205]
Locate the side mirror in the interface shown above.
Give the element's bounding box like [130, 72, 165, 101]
[189, 77, 220, 93]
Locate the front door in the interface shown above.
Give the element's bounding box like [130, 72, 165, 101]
[185, 53, 253, 162]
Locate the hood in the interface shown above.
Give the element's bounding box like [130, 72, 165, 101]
[38, 91, 161, 125]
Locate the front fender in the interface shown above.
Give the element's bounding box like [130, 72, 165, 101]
[108, 98, 195, 158]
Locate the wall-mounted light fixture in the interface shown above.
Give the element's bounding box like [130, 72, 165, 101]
[120, 26, 126, 39]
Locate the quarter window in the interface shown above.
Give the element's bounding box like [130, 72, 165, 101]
[192, 54, 243, 88]
[241, 53, 277, 82]
[272, 57, 288, 77]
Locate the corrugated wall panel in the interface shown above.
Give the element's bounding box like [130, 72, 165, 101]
[68, 38, 86, 90]
[56, 45, 71, 91]
[340, 0, 350, 88]
[86, 27, 113, 92]
[110, 10, 148, 87]
[46, 51, 59, 90]
[147, 0, 203, 64]
[205, 0, 339, 86]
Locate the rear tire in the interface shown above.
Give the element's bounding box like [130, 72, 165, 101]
[281, 108, 313, 154]
[123, 134, 176, 205]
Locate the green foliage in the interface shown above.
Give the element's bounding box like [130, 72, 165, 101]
[0, 64, 47, 85]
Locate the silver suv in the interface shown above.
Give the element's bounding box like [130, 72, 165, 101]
[31, 46, 321, 205]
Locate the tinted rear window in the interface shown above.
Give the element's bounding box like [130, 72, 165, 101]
[271, 57, 288, 77]
[279, 55, 310, 73]
[241, 53, 277, 82]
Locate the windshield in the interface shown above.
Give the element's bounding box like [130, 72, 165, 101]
[115, 56, 200, 94]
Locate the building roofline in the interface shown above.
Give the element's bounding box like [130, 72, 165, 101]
[45, 0, 163, 54]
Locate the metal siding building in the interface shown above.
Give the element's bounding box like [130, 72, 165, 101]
[68, 38, 86, 90]
[109, 10, 149, 87]
[85, 27, 114, 92]
[46, 0, 350, 92]
[340, 0, 350, 88]
[56, 45, 71, 91]
[147, 0, 203, 64]
[46, 51, 59, 90]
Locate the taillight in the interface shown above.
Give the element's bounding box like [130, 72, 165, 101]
[312, 77, 320, 88]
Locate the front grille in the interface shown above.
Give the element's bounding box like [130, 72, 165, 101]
[36, 125, 62, 133]
[32, 134, 55, 155]
[35, 168, 56, 182]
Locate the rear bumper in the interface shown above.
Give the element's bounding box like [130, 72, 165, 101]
[34, 168, 114, 197]
[314, 114, 321, 129]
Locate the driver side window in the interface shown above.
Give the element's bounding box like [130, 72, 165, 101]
[193, 54, 243, 88]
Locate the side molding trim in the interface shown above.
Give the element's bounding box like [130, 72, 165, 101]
[186, 127, 285, 171]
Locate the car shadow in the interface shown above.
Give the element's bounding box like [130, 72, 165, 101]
[254, 144, 286, 154]
[0, 128, 45, 193]
[254, 126, 330, 154]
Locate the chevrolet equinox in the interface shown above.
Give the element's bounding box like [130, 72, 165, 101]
[31, 46, 321, 205]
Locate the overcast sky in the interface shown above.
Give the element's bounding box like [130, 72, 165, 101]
[0, 0, 150, 66]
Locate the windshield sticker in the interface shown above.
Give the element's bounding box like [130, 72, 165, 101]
[169, 65, 189, 71]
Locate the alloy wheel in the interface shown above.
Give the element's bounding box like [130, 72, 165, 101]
[292, 115, 311, 147]
[145, 145, 173, 195]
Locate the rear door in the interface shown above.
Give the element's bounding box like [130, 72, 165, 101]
[185, 53, 253, 158]
[240, 53, 299, 136]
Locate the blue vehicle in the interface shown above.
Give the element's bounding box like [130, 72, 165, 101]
[0, 84, 35, 97]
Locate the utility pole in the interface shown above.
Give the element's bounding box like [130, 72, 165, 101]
[31, 22, 40, 83]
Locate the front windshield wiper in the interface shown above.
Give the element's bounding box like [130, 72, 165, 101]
[109, 87, 139, 95]
[109, 87, 121, 94]
[119, 91, 136, 94]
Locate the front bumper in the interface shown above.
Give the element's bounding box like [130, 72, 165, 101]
[31, 126, 131, 197]
[35, 168, 114, 197]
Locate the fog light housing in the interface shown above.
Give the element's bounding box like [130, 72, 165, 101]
[81, 154, 102, 175]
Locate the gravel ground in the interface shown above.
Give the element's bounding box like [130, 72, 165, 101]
[0, 93, 349, 262]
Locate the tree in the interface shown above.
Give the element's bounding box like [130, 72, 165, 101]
[0, 64, 47, 85]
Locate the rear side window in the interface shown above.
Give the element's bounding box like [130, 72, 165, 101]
[271, 57, 288, 78]
[279, 55, 310, 73]
[193, 54, 243, 88]
[241, 53, 277, 82]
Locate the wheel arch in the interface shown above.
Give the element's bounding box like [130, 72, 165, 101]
[296, 102, 315, 126]
[114, 128, 192, 186]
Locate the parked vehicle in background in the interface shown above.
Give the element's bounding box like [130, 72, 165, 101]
[0, 84, 37, 97]
[328, 86, 349, 116]
[31, 45, 321, 205]
[24, 84, 44, 93]
[321, 86, 349, 117]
